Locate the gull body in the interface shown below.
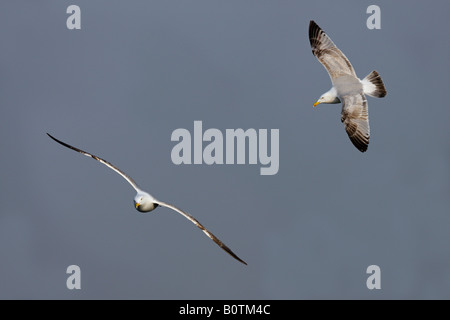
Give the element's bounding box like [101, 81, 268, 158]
[134, 192, 158, 212]
[309, 20, 387, 152]
[47, 133, 247, 265]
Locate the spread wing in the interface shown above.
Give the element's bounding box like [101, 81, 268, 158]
[309, 20, 356, 79]
[154, 200, 247, 265]
[47, 133, 141, 192]
[341, 94, 370, 152]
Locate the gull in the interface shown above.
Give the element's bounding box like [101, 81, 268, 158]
[47, 133, 247, 265]
[309, 20, 387, 152]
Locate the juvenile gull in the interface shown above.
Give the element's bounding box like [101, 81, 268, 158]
[309, 20, 387, 152]
[47, 133, 247, 265]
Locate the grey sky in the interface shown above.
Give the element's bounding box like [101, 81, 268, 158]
[0, 1, 449, 299]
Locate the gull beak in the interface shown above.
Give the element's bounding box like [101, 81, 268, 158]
[313, 101, 320, 107]
[135, 202, 140, 209]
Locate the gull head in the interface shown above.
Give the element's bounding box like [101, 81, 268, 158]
[314, 88, 340, 107]
[134, 192, 158, 212]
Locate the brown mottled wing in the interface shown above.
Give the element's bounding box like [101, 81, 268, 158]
[309, 20, 356, 79]
[154, 200, 247, 265]
[341, 94, 370, 152]
[47, 133, 141, 192]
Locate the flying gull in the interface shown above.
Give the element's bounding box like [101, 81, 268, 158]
[47, 133, 247, 265]
[309, 20, 387, 152]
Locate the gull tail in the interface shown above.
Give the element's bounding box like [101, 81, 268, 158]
[361, 70, 387, 98]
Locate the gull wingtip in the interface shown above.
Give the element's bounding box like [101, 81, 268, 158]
[309, 20, 318, 28]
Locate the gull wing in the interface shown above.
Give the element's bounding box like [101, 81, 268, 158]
[309, 20, 357, 79]
[155, 200, 247, 265]
[341, 94, 370, 152]
[47, 133, 141, 192]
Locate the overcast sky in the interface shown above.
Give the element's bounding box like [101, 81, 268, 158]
[0, 1, 449, 299]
